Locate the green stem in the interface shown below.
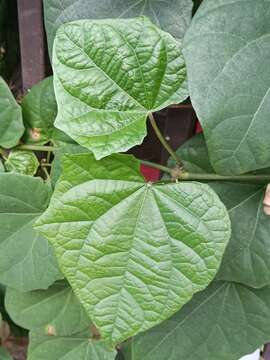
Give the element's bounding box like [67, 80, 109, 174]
[148, 112, 181, 166]
[140, 160, 172, 173]
[15, 144, 57, 152]
[140, 159, 270, 182]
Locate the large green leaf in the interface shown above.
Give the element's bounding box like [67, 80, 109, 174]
[5, 150, 39, 176]
[0, 173, 62, 291]
[35, 153, 230, 345]
[21, 77, 58, 145]
[52, 17, 188, 159]
[5, 281, 91, 336]
[44, 0, 193, 57]
[28, 329, 116, 360]
[0, 77, 24, 148]
[123, 281, 270, 360]
[171, 134, 270, 288]
[183, 0, 270, 175]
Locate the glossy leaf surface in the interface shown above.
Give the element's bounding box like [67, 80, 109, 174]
[44, 0, 193, 57]
[172, 134, 270, 288]
[123, 281, 270, 360]
[184, 0, 270, 175]
[5, 281, 90, 336]
[0, 77, 24, 148]
[28, 329, 116, 360]
[53, 17, 188, 159]
[0, 173, 62, 291]
[36, 153, 230, 344]
[5, 150, 39, 176]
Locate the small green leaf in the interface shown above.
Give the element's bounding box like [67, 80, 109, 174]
[35, 153, 230, 345]
[171, 134, 270, 288]
[183, 0, 270, 175]
[21, 77, 57, 145]
[28, 329, 116, 360]
[44, 0, 193, 57]
[5, 281, 91, 336]
[0, 173, 62, 291]
[123, 281, 270, 360]
[5, 150, 39, 176]
[0, 160, 5, 172]
[0, 77, 24, 148]
[53, 17, 188, 159]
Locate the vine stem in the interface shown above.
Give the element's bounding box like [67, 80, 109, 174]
[148, 112, 182, 166]
[15, 144, 57, 152]
[140, 160, 270, 182]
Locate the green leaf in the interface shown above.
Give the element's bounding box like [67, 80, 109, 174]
[5, 150, 39, 176]
[5, 281, 91, 336]
[35, 153, 231, 345]
[0, 159, 5, 172]
[44, 0, 193, 57]
[21, 77, 57, 145]
[0, 173, 62, 291]
[171, 134, 270, 288]
[28, 329, 116, 360]
[52, 17, 188, 159]
[183, 0, 270, 175]
[0, 348, 12, 360]
[0, 76, 24, 148]
[123, 281, 270, 360]
[51, 141, 89, 187]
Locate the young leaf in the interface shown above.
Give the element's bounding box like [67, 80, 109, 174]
[28, 329, 116, 360]
[21, 77, 58, 145]
[5, 150, 39, 176]
[171, 134, 270, 288]
[52, 17, 188, 159]
[44, 0, 193, 57]
[0, 173, 62, 291]
[5, 281, 91, 336]
[123, 281, 270, 360]
[0, 77, 24, 148]
[183, 0, 270, 175]
[35, 153, 231, 345]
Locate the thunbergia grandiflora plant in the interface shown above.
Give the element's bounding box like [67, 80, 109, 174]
[1, 1, 270, 359]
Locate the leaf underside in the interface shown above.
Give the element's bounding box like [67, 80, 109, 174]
[35, 153, 230, 345]
[183, 0, 270, 175]
[52, 17, 188, 159]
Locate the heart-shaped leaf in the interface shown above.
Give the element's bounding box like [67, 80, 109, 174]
[35, 153, 230, 345]
[44, 0, 193, 57]
[0, 77, 24, 148]
[52, 17, 188, 159]
[123, 281, 270, 360]
[5, 150, 39, 176]
[28, 329, 116, 360]
[0, 173, 62, 291]
[183, 0, 270, 175]
[5, 281, 91, 336]
[170, 134, 270, 288]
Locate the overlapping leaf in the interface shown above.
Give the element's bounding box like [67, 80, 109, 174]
[0, 173, 62, 291]
[35, 153, 230, 345]
[21, 77, 58, 145]
[28, 329, 116, 360]
[52, 17, 188, 159]
[0, 77, 24, 148]
[123, 281, 270, 360]
[44, 0, 193, 57]
[170, 134, 270, 288]
[183, 0, 270, 175]
[5, 281, 90, 336]
[5, 150, 39, 176]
